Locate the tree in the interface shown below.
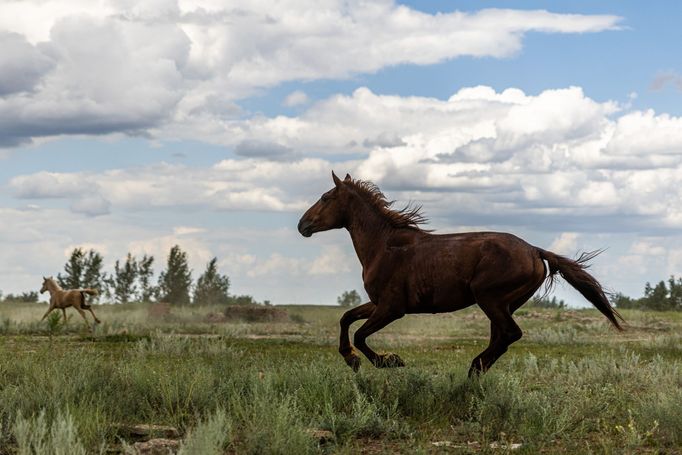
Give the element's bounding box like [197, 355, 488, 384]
[82, 250, 105, 296]
[137, 254, 156, 302]
[58, 248, 86, 289]
[3, 291, 40, 303]
[109, 253, 138, 304]
[667, 276, 682, 311]
[157, 245, 192, 305]
[58, 248, 105, 301]
[613, 275, 682, 311]
[337, 290, 362, 307]
[611, 292, 638, 309]
[226, 295, 258, 305]
[19, 291, 39, 303]
[193, 258, 230, 305]
[642, 280, 669, 311]
[529, 296, 566, 309]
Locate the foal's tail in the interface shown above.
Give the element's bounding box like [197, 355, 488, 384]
[536, 248, 625, 331]
[79, 289, 98, 310]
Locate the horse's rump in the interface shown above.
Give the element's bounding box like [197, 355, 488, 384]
[78, 289, 98, 309]
[80, 292, 90, 309]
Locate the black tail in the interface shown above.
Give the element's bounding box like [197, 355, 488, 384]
[80, 291, 91, 310]
[537, 248, 624, 331]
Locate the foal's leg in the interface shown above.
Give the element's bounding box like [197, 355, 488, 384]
[41, 304, 55, 321]
[75, 307, 92, 330]
[87, 307, 101, 324]
[353, 305, 404, 368]
[62, 308, 67, 324]
[339, 302, 375, 371]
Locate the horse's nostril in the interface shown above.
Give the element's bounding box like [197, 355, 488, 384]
[298, 219, 313, 236]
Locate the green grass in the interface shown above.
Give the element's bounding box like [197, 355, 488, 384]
[0, 303, 681, 453]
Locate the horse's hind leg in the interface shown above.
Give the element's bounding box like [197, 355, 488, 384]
[468, 293, 531, 377]
[468, 321, 502, 378]
[87, 307, 101, 324]
[468, 302, 522, 376]
[339, 302, 375, 371]
[75, 307, 93, 331]
[353, 304, 405, 369]
[62, 308, 67, 324]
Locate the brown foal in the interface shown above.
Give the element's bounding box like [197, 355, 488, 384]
[39, 276, 101, 329]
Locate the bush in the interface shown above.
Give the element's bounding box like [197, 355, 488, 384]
[14, 409, 87, 455]
[222, 305, 289, 322]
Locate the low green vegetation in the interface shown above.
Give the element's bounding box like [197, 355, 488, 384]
[0, 303, 681, 453]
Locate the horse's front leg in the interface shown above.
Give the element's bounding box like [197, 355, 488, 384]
[40, 306, 54, 321]
[338, 302, 375, 371]
[41, 301, 56, 321]
[353, 303, 405, 369]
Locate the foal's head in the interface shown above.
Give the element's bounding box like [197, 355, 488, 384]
[40, 276, 55, 294]
[298, 171, 352, 237]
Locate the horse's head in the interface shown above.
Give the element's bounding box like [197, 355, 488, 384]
[40, 276, 52, 294]
[298, 171, 352, 237]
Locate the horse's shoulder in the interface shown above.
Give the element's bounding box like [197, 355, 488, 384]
[386, 230, 422, 249]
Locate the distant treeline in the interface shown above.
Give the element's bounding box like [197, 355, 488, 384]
[1, 245, 264, 306]
[0, 291, 39, 304]
[611, 276, 682, 311]
[528, 296, 566, 309]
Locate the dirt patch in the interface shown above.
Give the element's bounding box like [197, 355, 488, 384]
[218, 305, 290, 323]
[133, 438, 180, 454]
[114, 423, 180, 441]
[147, 302, 171, 319]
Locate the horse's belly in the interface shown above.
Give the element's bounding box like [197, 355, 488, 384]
[409, 282, 476, 314]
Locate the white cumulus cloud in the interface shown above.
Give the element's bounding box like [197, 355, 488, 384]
[0, 1, 621, 146]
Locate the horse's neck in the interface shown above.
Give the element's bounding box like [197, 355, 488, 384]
[346, 202, 393, 269]
[47, 282, 63, 295]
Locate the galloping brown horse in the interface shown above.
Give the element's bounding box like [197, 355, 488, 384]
[40, 277, 101, 329]
[298, 172, 624, 376]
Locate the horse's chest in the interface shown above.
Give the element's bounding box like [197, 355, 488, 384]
[362, 260, 408, 302]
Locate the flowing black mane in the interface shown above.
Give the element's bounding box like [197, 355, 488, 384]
[347, 179, 428, 230]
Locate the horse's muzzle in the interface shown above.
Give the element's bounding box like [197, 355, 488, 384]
[298, 219, 314, 237]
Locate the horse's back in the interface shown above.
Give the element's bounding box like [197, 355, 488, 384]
[53, 289, 83, 308]
[402, 231, 545, 311]
[414, 231, 539, 271]
[454, 232, 546, 300]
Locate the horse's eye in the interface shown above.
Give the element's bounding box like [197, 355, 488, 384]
[321, 195, 329, 202]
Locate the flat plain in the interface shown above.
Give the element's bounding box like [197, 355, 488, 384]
[0, 302, 681, 454]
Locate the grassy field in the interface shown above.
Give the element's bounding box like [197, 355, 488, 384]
[0, 302, 681, 454]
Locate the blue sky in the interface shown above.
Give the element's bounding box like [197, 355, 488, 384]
[2, 1, 682, 307]
[242, 1, 682, 116]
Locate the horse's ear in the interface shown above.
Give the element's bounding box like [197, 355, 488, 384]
[332, 171, 342, 187]
[344, 173, 352, 182]
[42, 276, 46, 280]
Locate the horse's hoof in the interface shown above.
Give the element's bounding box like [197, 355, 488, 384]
[345, 353, 361, 372]
[375, 353, 405, 368]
